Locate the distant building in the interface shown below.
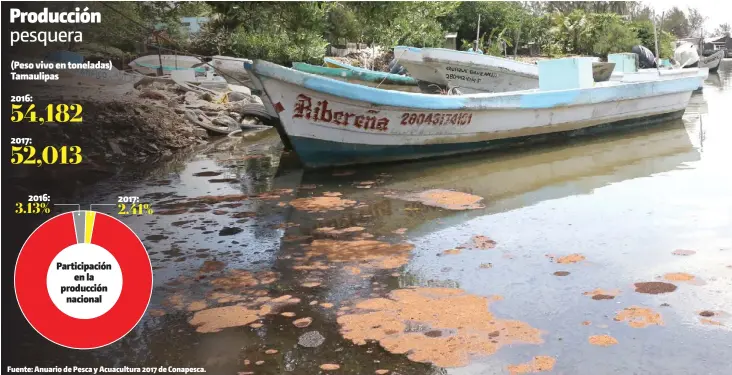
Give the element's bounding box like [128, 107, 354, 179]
[704, 34, 730, 52]
[180, 17, 209, 34]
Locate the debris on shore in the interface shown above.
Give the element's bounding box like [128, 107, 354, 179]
[24, 74, 272, 167]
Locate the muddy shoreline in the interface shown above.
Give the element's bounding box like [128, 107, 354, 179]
[5, 69, 732, 375]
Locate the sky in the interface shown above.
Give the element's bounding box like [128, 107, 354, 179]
[643, 0, 732, 35]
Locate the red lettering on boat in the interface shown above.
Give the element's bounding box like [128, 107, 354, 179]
[293, 94, 389, 132]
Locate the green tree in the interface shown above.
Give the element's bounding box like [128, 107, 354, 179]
[593, 22, 640, 57]
[685, 7, 707, 37]
[325, 3, 360, 45]
[191, 2, 331, 65]
[350, 2, 457, 47]
[440, 1, 523, 51]
[713, 23, 731, 36]
[662, 7, 689, 38]
[631, 20, 674, 58]
[550, 9, 594, 54]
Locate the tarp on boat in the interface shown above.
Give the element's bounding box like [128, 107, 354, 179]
[631, 45, 657, 69]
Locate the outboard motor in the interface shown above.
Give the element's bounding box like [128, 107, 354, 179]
[631, 45, 657, 69]
[673, 42, 700, 68]
[388, 58, 407, 75]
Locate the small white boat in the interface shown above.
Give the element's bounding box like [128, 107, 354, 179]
[698, 50, 725, 72]
[394, 47, 615, 94]
[170, 70, 229, 91]
[129, 55, 204, 75]
[205, 56, 253, 86]
[674, 42, 725, 72]
[608, 52, 708, 90]
[395, 46, 540, 93]
[245, 57, 705, 169]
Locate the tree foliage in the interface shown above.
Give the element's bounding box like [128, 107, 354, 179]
[713, 23, 731, 36]
[81, 1, 710, 66]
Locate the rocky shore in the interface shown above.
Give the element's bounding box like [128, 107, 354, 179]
[24, 75, 271, 167]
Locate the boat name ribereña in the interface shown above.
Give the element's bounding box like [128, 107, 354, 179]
[400, 112, 473, 126]
[293, 94, 390, 132]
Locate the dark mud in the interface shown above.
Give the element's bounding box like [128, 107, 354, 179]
[634, 282, 678, 294]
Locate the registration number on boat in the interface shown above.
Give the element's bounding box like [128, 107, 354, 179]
[400, 112, 473, 126]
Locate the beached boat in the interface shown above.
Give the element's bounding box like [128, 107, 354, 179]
[244, 57, 705, 169]
[129, 55, 204, 75]
[292, 62, 419, 92]
[393, 47, 615, 94]
[205, 56, 254, 86]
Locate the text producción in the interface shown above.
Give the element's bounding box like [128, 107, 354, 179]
[9, 7, 101, 46]
[292, 94, 390, 132]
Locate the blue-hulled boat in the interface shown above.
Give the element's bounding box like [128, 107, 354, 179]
[245, 57, 706, 169]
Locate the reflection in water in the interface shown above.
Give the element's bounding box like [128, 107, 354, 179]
[13, 64, 732, 374]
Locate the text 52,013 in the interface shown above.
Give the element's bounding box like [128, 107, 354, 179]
[10, 145, 83, 166]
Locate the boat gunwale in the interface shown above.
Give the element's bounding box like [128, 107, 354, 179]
[247, 59, 704, 111]
[293, 61, 418, 86]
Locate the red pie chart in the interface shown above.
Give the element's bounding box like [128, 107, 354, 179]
[15, 211, 152, 349]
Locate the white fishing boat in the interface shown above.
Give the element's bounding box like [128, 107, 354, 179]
[244, 57, 705, 169]
[170, 70, 229, 91]
[395, 46, 539, 93]
[608, 52, 708, 90]
[698, 50, 725, 72]
[394, 47, 615, 94]
[129, 54, 204, 75]
[205, 56, 253, 86]
[63, 66, 145, 86]
[674, 41, 725, 72]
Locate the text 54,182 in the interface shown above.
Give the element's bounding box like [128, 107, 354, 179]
[11, 103, 83, 124]
[10, 146, 82, 166]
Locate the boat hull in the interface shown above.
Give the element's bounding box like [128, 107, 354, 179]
[258, 83, 697, 168]
[288, 109, 687, 168]
[208, 56, 253, 86]
[698, 50, 725, 72]
[129, 55, 203, 75]
[247, 60, 701, 169]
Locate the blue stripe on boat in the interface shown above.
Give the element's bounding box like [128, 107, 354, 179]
[289, 109, 686, 169]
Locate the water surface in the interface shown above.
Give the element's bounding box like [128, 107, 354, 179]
[13, 64, 732, 374]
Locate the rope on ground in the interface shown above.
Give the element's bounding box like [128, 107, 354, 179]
[227, 129, 243, 138]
